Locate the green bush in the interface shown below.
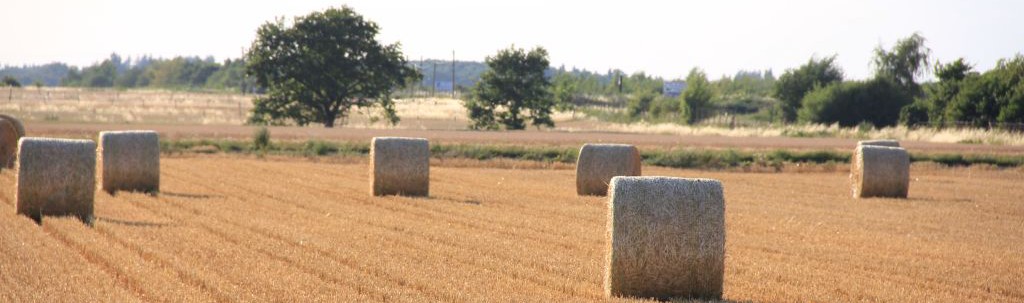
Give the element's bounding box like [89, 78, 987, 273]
[798, 78, 913, 127]
[252, 126, 271, 151]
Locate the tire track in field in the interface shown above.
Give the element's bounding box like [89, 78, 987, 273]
[96, 193, 370, 302]
[158, 170, 538, 301]
[255, 164, 596, 253]
[89, 221, 237, 303]
[239, 161, 603, 252]
[293, 161, 606, 229]
[221, 162, 604, 274]
[163, 163, 603, 300]
[120, 193, 392, 302]
[38, 222, 148, 301]
[154, 172, 451, 301]
[0, 188, 148, 301]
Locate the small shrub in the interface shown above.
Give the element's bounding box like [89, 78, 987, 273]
[252, 126, 270, 152]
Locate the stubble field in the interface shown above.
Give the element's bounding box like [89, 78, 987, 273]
[1, 156, 1021, 302]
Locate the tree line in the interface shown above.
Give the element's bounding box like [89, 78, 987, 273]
[3, 5, 1021, 130]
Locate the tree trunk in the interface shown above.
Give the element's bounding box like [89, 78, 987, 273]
[323, 110, 337, 128]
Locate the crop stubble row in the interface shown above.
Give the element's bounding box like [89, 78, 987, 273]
[0, 157, 1021, 302]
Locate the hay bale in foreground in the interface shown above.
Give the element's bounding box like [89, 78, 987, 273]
[851, 145, 909, 198]
[605, 176, 725, 300]
[576, 144, 641, 196]
[0, 115, 24, 168]
[370, 137, 429, 197]
[98, 130, 160, 194]
[16, 137, 96, 224]
[858, 139, 900, 148]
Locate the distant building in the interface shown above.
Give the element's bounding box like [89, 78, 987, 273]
[663, 81, 686, 97]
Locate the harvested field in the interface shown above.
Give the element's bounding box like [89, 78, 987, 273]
[0, 156, 1021, 302]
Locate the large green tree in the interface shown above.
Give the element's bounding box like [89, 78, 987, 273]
[681, 67, 714, 124]
[873, 33, 930, 96]
[773, 56, 844, 122]
[466, 46, 553, 130]
[245, 6, 419, 128]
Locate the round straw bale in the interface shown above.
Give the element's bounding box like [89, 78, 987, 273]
[576, 144, 641, 196]
[850, 145, 909, 198]
[370, 137, 429, 197]
[98, 130, 160, 194]
[605, 176, 725, 300]
[857, 139, 900, 147]
[16, 137, 96, 224]
[0, 114, 26, 138]
[0, 117, 23, 168]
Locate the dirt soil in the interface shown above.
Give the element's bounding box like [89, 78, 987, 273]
[1, 156, 1021, 302]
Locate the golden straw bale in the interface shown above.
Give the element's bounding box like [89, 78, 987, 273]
[0, 116, 23, 168]
[370, 137, 429, 197]
[605, 176, 725, 300]
[16, 137, 96, 224]
[576, 144, 641, 196]
[0, 113, 25, 138]
[97, 130, 160, 194]
[851, 145, 910, 198]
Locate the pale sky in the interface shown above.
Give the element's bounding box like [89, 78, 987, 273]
[2, 0, 1022, 80]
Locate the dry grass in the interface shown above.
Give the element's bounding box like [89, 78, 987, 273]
[370, 137, 429, 196]
[583, 121, 1024, 146]
[851, 146, 910, 198]
[576, 144, 642, 196]
[606, 176, 725, 300]
[15, 137, 96, 224]
[0, 156, 1021, 302]
[98, 131, 160, 195]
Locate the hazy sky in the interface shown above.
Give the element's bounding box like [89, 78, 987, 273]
[2, 0, 1022, 80]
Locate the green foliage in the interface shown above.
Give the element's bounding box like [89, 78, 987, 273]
[798, 78, 913, 127]
[899, 100, 931, 126]
[303, 140, 334, 156]
[626, 91, 656, 117]
[245, 6, 418, 128]
[252, 126, 271, 151]
[2, 76, 20, 87]
[945, 55, 1024, 127]
[0, 63, 70, 86]
[907, 58, 975, 126]
[773, 56, 844, 122]
[550, 72, 578, 112]
[682, 68, 713, 124]
[873, 33, 930, 96]
[467, 46, 553, 130]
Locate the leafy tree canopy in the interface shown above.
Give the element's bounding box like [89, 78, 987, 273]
[773, 56, 843, 122]
[466, 46, 553, 130]
[873, 33, 930, 96]
[245, 6, 419, 128]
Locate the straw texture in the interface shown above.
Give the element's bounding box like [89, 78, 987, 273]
[16, 137, 96, 224]
[0, 115, 23, 168]
[605, 176, 725, 300]
[576, 144, 642, 196]
[370, 137, 429, 196]
[98, 130, 160, 194]
[851, 145, 910, 198]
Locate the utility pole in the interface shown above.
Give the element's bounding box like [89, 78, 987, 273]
[431, 62, 437, 97]
[451, 50, 456, 98]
